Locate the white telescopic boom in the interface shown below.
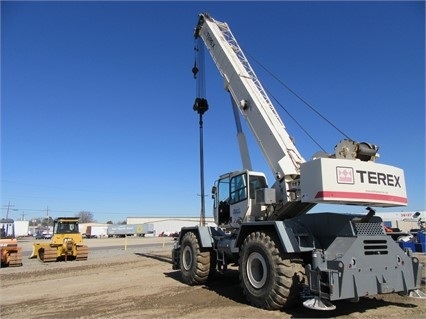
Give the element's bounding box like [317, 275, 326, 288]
[195, 13, 304, 182]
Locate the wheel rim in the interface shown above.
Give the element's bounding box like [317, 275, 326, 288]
[182, 245, 193, 271]
[246, 251, 267, 289]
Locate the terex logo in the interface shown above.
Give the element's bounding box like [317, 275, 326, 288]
[206, 31, 215, 49]
[355, 170, 401, 188]
[336, 167, 354, 184]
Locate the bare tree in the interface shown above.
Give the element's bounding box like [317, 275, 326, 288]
[29, 218, 42, 226]
[76, 211, 95, 223]
[42, 216, 53, 227]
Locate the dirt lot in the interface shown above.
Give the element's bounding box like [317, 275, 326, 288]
[0, 237, 425, 319]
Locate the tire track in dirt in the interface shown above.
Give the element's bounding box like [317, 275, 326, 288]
[1, 245, 425, 319]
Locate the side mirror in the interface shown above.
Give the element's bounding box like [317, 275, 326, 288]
[211, 186, 217, 199]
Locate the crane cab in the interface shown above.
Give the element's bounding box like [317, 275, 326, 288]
[212, 170, 273, 228]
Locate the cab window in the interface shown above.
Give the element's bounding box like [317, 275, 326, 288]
[249, 175, 267, 199]
[230, 173, 248, 204]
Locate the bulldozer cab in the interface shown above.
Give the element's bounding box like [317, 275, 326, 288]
[53, 217, 80, 235]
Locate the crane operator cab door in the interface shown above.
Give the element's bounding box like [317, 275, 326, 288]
[212, 170, 268, 228]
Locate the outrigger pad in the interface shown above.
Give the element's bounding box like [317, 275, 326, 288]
[303, 296, 336, 311]
[408, 289, 426, 299]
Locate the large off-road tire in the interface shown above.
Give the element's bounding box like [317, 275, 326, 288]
[180, 231, 212, 285]
[239, 231, 305, 310]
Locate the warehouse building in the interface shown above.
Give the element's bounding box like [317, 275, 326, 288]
[50, 210, 426, 238]
[375, 211, 425, 232]
[115, 211, 425, 237]
[126, 217, 216, 236]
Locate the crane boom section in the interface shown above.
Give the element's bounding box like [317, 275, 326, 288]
[195, 13, 304, 181]
[196, 13, 407, 209]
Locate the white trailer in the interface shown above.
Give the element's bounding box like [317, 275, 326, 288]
[107, 224, 153, 237]
[14, 220, 29, 237]
[86, 225, 108, 238]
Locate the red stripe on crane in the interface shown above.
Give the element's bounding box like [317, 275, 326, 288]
[315, 191, 408, 204]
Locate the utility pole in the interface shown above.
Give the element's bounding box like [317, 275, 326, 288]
[46, 206, 51, 228]
[4, 201, 15, 219]
[3, 201, 16, 236]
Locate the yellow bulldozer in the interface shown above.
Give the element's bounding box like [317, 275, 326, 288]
[0, 218, 23, 267]
[30, 217, 89, 262]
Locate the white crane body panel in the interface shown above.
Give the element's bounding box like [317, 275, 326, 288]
[300, 158, 407, 206]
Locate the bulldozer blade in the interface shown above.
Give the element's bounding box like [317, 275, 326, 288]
[29, 245, 38, 259]
[30, 244, 58, 262]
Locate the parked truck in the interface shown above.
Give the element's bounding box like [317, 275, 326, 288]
[107, 224, 153, 237]
[172, 13, 425, 311]
[85, 225, 108, 238]
[14, 220, 29, 237]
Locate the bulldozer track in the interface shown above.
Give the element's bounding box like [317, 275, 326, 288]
[8, 247, 23, 267]
[76, 245, 89, 261]
[1, 247, 23, 267]
[40, 246, 58, 263]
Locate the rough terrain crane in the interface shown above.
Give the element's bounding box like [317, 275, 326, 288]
[172, 13, 424, 310]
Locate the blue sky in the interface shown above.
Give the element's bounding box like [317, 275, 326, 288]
[1, 1, 425, 223]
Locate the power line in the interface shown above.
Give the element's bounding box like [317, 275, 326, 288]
[2, 201, 17, 219]
[1, 179, 140, 194]
[1, 207, 140, 216]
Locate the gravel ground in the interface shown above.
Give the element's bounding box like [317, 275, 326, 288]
[1, 236, 174, 274]
[0, 237, 425, 319]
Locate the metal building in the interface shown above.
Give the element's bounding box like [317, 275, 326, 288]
[126, 217, 216, 236]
